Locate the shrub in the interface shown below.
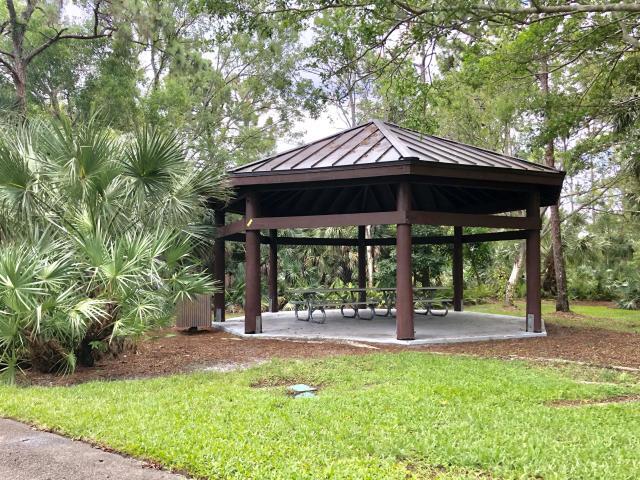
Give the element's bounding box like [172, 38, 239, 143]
[616, 274, 640, 310]
[0, 116, 228, 382]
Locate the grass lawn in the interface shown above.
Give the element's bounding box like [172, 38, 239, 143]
[467, 300, 640, 333]
[1, 353, 640, 479]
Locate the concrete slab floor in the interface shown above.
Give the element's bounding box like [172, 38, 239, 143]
[0, 418, 186, 480]
[217, 310, 546, 345]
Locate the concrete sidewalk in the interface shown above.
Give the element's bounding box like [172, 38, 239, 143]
[0, 418, 186, 480]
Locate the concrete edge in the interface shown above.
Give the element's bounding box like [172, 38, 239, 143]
[213, 321, 547, 346]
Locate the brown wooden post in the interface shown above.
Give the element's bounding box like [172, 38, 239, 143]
[453, 226, 463, 312]
[526, 191, 542, 332]
[213, 210, 226, 322]
[244, 193, 262, 333]
[358, 225, 366, 303]
[396, 182, 414, 340]
[268, 229, 278, 313]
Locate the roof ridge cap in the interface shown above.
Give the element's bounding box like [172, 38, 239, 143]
[372, 119, 413, 159]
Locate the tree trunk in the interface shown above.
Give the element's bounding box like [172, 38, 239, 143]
[3, 0, 112, 116]
[365, 225, 375, 286]
[13, 64, 27, 114]
[541, 249, 556, 296]
[537, 63, 570, 312]
[504, 240, 525, 306]
[6, 0, 30, 115]
[544, 141, 570, 311]
[421, 267, 431, 288]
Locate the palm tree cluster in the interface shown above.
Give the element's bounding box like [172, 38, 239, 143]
[0, 115, 228, 383]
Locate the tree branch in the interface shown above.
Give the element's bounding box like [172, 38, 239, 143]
[392, 1, 640, 16]
[24, 0, 114, 65]
[0, 55, 17, 76]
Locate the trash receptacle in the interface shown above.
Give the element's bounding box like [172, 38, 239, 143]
[175, 294, 212, 329]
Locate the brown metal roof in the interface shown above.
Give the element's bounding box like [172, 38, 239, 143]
[231, 119, 559, 175]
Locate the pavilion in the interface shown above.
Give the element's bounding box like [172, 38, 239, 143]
[212, 120, 565, 341]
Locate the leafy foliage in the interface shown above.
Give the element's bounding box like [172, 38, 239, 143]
[0, 115, 228, 382]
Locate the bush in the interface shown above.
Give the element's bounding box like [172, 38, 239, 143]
[0, 116, 228, 382]
[616, 274, 640, 310]
[463, 284, 496, 305]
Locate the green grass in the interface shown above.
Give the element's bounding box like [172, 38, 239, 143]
[1, 353, 640, 479]
[467, 300, 640, 333]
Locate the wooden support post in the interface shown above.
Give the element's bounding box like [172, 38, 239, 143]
[358, 225, 366, 303]
[244, 193, 262, 334]
[526, 192, 542, 332]
[453, 226, 463, 312]
[213, 210, 226, 323]
[268, 229, 278, 313]
[396, 182, 414, 340]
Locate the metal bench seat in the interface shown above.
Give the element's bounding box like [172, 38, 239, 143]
[414, 297, 452, 317]
[292, 300, 377, 323]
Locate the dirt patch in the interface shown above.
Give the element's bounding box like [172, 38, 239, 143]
[406, 463, 495, 479]
[249, 376, 323, 389]
[19, 322, 640, 386]
[547, 394, 640, 407]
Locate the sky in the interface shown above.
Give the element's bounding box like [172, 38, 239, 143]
[276, 107, 348, 151]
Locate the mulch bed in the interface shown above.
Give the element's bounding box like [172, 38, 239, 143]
[23, 329, 396, 386]
[21, 322, 640, 386]
[420, 323, 640, 370]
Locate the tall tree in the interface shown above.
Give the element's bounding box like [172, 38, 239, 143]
[0, 0, 114, 114]
[305, 8, 380, 283]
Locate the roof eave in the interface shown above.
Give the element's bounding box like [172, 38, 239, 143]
[229, 159, 565, 188]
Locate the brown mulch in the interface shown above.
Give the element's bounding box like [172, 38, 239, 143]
[21, 322, 640, 386]
[23, 329, 396, 386]
[419, 323, 640, 370]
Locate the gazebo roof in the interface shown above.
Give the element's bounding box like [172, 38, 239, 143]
[232, 119, 558, 175]
[224, 119, 565, 217]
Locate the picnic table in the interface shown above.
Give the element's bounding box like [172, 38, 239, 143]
[289, 288, 376, 323]
[288, 287, 451, 323]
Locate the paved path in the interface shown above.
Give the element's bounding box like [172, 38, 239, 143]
[0, 418, 187, 480]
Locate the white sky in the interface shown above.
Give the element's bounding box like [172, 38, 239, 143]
[277, 107, 347, 151]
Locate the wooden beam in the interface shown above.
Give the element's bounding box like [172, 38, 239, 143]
[244, 193, 261, 334]
[268, 229, 278, 313]
[219, 211, 540, 238]
[453, 226, 463, 312]
[526, 192, 542, 332]
[216, 218, 246, 238]
[396, 182, 414, 340]
[407, 210, 540, 230]
[213, 210, 226, 323]
[269, 236, 358, 246]
[230, 230, 530, 246]
[365, 235, 451, 246]
[249, 211, 405, 230]
[358, 226, 366, 302]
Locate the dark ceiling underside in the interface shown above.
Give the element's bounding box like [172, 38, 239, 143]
[226, 180, 558, 217]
